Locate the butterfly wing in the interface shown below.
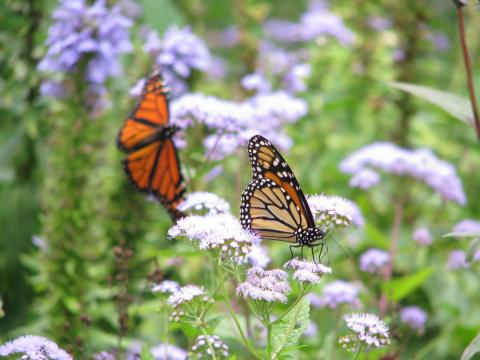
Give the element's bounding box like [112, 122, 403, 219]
[240, 178, 310, 242]
[119, 73, 185, 221]
[117, 73, 170, 153]
[246, 135, 316, 229]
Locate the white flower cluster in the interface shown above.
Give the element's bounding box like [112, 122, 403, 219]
[152, 280, 180, 294]
[308, 195, 365, 230]
[168, 214, 257, 264]
[0, 335, 72, 360]
[177, 192, 230, 215]
[284, 258, 331, 284]
[236, 267, 290, 303]
[167, 285, 211, 322]
[189, 335, 229, 359]
[339, 313, 390, 351]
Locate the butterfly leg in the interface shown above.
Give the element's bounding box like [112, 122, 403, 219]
[289, 244, 300, 260]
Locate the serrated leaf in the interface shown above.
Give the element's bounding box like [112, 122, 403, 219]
[271, 297, 310, 359]
[390, 82, 474, 125]
[461, 331, 480, 360]
[383, 267, 433, 302]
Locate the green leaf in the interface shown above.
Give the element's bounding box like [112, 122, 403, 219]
[461, 331, 480, 360]
[389, 82, 474, 125]
[140, 346, 155, 360]
[383, 267, 434, 302]
[443, 231, 480, 239]
[271, 297, 310, 358]
[139, 0, 185, 34]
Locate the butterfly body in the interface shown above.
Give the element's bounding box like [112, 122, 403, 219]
[240, 135, 325, 258]
[117, 73, 186, 220]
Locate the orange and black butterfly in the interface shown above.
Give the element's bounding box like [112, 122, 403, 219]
[240, 135, 325, 258]
[117, 73, 186, 220]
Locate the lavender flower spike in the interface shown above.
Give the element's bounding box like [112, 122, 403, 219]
[0, 335, 72, 360]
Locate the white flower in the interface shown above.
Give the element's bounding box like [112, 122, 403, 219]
[189, 335, 229, 358]
[0, 335, 72, 360]
[308, 195, 364, 229]
[152, 280, 180, 294]
[168, 214, 257, 263]
[177, 192, 230, 215]
[339, 313, 390, 351]
[150, 343, 187, 360]
[247, 245, 271, 268]
[167, 285, 207, 308]
[284, 258, 331, 284]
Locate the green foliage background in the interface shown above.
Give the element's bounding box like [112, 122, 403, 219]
[1, 0, 480, 359]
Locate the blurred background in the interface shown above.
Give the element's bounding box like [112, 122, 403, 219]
[1, 0, 479, 358]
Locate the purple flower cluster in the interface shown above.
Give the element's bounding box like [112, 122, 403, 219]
[167, 285, 211, 322]
[236, 267, 290, 303]
[168, 214, 256, 264]
[142, 26, 211, 96]
[0, 335, 72, 360]
[309, 280, 361, 309]
[447, 250, 469, 270]
[451, 219, 480, 234]
[339, 313, 390, 350]
[39, 0, 132, 114]
[400, 306, 428, 334]
[340, 142, 466, 205]
[263, 2, 354, 45]
[152, 280, 180, 294]
[247, 245, 271, 268]
[284, 258, 332, 284]
[412, 227, 433, 246]
[170, 91, 307, 160]
[359, 248, 390, 274]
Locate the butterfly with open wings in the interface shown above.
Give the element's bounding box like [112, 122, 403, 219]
[240, 135, 326, 260]
[117, 72, 186, 221]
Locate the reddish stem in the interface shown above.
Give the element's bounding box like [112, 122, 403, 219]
[456, 7, 480, 140]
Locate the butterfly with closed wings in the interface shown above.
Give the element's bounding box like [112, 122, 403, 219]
[117, 72, 186, 221]
[240, 135, 326, 261]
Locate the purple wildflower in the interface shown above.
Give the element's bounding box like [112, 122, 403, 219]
[284, 258, 331, 284]
[473, 250, 480, 262]
[0, 335, 72, 360]
[412, 227, 432, 246]
[168, 214, 256, 264]
[349, 168, 381, 189]
[339, 313, 390, 351]
[447, 250, 469, 270]
[400, 306, 427, 334]
[177, 192, 230, 215]
[236, 267, 290, 303]
[304, 322, 319, 338]
[359, 249, 390, 274]
[451, 219, 480, 234]
[307, 195, 365, 230]
[94, 351, 116, 360]
[283, 63, 311, 93]
[367, 16, 392, 31]
[189, 335, 229, 359]
[40, 80, 66, 99]
[150, 343, 187, 360]
[340, 142, 466, 205]
[430, 31, 450, 52]
[167, 285, 211, 322]
[310, 280, 361, 309]
[143, 26, 210, 96]
[241, 73, 272, 93]
[39, 0, 132, 113]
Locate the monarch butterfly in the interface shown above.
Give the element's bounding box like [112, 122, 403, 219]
[240, 135, 325, 260]
[117, 72, 186, 220]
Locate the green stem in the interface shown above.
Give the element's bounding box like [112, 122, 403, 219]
[353, 343, 363, 360]
[199, 326, 217, 360]
[217, 265, 261, 359]
[266, 322, 273, 359]
[274, 289, 306, 324]
[329, 310, 341, 360]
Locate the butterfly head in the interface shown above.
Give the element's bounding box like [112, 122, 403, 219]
[297, 227, 325, 246]
[157, 125, 180, 139]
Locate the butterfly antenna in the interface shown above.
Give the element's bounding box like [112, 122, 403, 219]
[328, 234, 350, 260]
